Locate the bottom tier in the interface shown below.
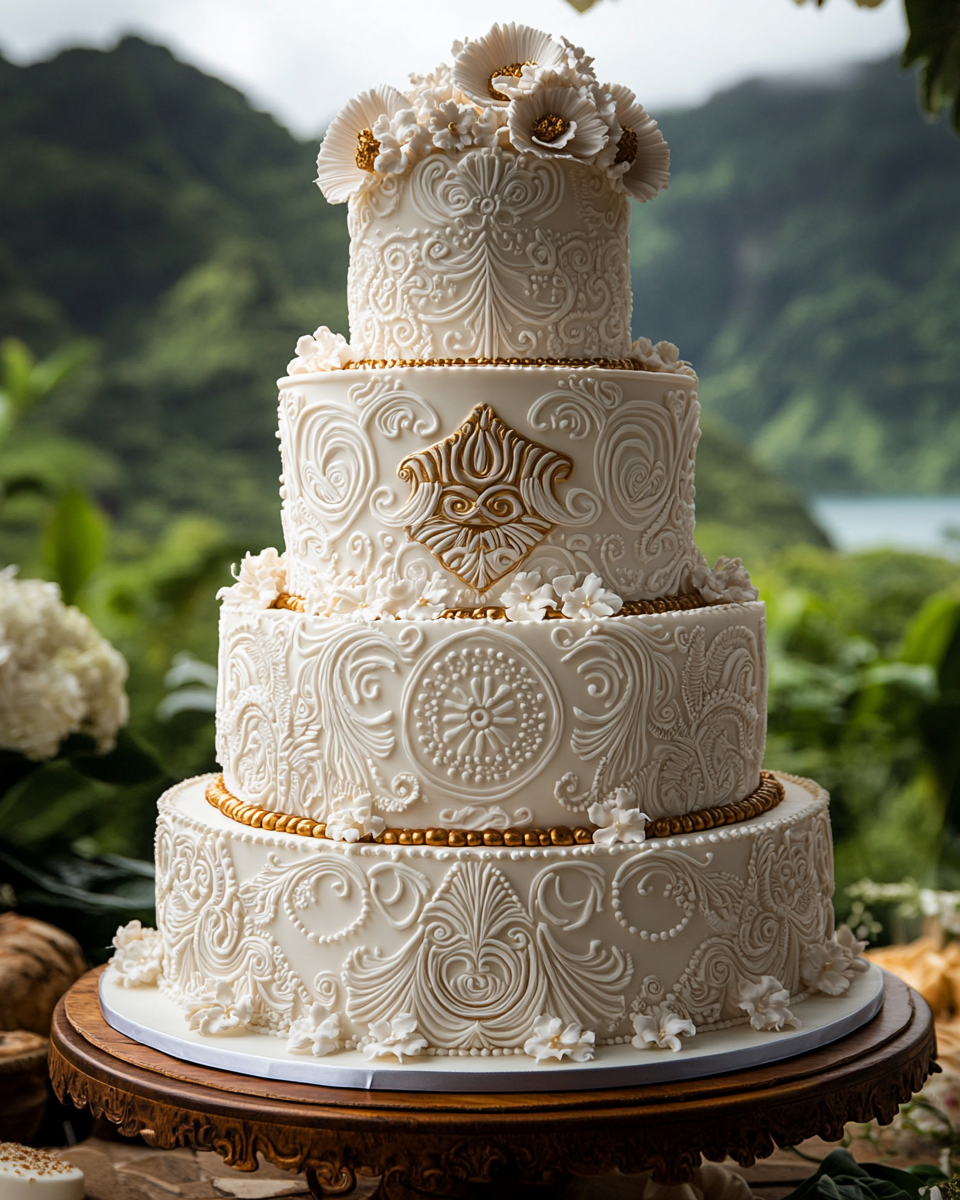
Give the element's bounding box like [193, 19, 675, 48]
[145, 772, 851, 1058]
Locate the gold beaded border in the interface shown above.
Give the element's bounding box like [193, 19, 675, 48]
[205, 771, 785, 848]
[271, 590, 708, 618]
[343, 356, 653, 372]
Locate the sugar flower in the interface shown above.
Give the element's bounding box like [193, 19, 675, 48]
[427, 100, 496, 152]
[629, 336, 696, 378]
[800, 926, 868, 997]
[316, 85, 410, 203]
[508, 87, 608, 162]
[453, 23, 566, 107]
[737, 976, 801, 1032]
[286, 1005, 342, 1057]
[632, 1004, 696, 1052]
[331, 577, 417, 621]
[588, 788, 649, 845]
[836, 923, 870, 971]
[554, 572, 623, 619]
[500, 571, 556, 622]
[363, 1013, 426, 1061]
[185, 981, 256, 1036]
[217, 547, 287, 609]
[688, 552, 758, 605]
[370, 108, 432, 174]
[524, 1016, 596, 1063]
[287, 326, 352, 375]
[397, 575, 450, 620]
[600, 84, 670, 201]
[0, 566, 128, 761]
[106, 920, 163, 988]
[326, 792, 386, 843]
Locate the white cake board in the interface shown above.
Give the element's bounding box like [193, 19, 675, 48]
[100, 966, 884, 1094]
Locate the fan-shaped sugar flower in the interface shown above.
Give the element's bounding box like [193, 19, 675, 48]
[185, 981, 256, 1036]
[453, 22, 566, 106]
[508, 87, 609, 162]
[287, 1005, 341, 1057]
[0, 566, 129, 761]
[287, 326, 351, 375]
[524, 1016, 596, 1063]
[588, 788, 649, 845]
[363, 1013, 426, 1061]
[500, 571, 556, 622]
[737, 976, 801, 1032]
[397, 575, 450, 621]
[217, 547, 287, 610]
[326, 792, 385, 843]
[629, 336, 696, 378]
[600, 83, 670, 201]
[316, 85, 409, 203]
[688, 552, 758, 605]
[554, 572, 623, 619]
[426, 100, 498, 152]
[106, 921, 163, 988]
[632, 1005, 696, 1052]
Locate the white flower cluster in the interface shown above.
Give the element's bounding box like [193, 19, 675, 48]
[316, 22, 669, 206]
[361, 1012, 426, 1061]
[688, 552, 759, 605]
[106, 920, 163, 988]
[325, 791, 385, 843]
[217, 547, 288, 610]
[287, 326, 352, 375]
[629, 337, 697, 378]
[184, 980, 256, 1035]
[800, 924, 870, 996]
[524, 1015, 596, 1063]
[304, 569, 451, 623]
[287, 1005, 342, 1056]
[0, 565, 129, 761]
[737, 975, 801, 1032]
[631, 1003, 696, 1052]
[587, 787, 649, 845]
[499, 569, 622, 622]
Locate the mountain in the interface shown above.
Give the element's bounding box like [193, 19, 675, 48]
[630, 56, 960, 494]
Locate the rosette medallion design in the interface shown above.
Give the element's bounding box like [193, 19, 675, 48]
[403, 629, 562, 802]
[397, 404, 574, 592]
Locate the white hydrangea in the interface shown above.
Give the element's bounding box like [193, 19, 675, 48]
[0, 566, 129, 761]
[106, 920, 163, 988]
[286, 326, 352, 375]
[688, 552, 759, 605]
[217, 548, 287, 609]
[629, 337, 697, 378]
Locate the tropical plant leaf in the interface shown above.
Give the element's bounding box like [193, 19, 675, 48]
[41, 486, 107, 603]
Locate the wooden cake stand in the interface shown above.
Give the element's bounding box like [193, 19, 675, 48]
[50, 968, 936, 1200]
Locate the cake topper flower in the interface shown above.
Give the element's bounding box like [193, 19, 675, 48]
[315, 85, 409, 202]
[453, 23, 567, 106]
[602, 84, 670, 202]
[507, 87, 609, 162]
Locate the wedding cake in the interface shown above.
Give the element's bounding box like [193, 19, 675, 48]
[105, 24, 873, 1078]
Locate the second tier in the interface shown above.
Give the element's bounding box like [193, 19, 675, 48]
[216, 598, 767, 829]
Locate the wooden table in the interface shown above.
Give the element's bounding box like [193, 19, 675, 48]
[50, 968, 937, 1200]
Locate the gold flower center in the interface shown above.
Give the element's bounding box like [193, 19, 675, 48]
[532, 113, 570, 144]
[488, 61, 530, 102]
[355, 128, 380, 171]
[448, 121, 460, 136]
[614, 126, 638, 166]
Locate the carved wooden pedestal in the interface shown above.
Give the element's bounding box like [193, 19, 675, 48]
[50, 969, 936, 1200]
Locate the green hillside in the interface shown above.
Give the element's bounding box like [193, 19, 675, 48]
[632, 56, 960, 494]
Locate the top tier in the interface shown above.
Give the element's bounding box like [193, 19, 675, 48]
[315, 23, 670, 361]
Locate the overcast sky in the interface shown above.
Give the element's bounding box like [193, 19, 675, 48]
[0, 0, 908, 138]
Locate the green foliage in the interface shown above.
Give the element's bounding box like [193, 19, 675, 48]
[40, 487, 107, 604]
[782, 1149, 945, 1200]
[903, 0, 960, 132]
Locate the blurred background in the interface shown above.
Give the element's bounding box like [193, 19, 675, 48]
[0, 0, 958, 960]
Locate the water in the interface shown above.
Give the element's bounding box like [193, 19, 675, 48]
[810, 495, 960, 558]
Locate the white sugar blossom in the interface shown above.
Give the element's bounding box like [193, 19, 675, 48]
[397, 576, 450, 620]
[600, 84, 670, 200]
[331, 577, 417, 622]
[500, 571, 556, 622]
[800, 926, 868, 996]
[427, 100, 497, 151]
[316, 85, 410, 203]
[554, 572, 623, 620]
[508, 87, 608, 162]
[326, 792, 385, 843]
[524, 1016, 595, 1063]
[185, 981, 256, 1036]
[287, 1006, 342, 1057]
[363, 1013, 426, 1061]
[106, 921, 163, 988]
[217, 547, 287, 609]
[688, 552, 759, 605]
[737, 976, 801, 1032]
[287, 326, 352, 375]
[0, 566, 128, 761]
[588, 788, 649, 845]
[370, 108, 432, 174]
[629, 336, 696, 378]
[632, 1005, 696, 1052]
[407, 59, 459, 114]
[453, 23, 566, 107]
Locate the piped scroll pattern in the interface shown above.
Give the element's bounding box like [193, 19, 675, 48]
[343, 858, 632, 1049]
[551, 617, 764, 815]
[617, 804, 835, 1026]
[530, 375, 699, 598]
[347, 149, 632, 362]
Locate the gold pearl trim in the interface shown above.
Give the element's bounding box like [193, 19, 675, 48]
[343, 356, 654, 371]
[205, 771, 785, 848]
[270, 590, 709, 619]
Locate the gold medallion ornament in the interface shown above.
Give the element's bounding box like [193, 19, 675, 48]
[344, 356, 653, 371]
[205, 771, 785, 847]
[396, 404, 574, 592]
